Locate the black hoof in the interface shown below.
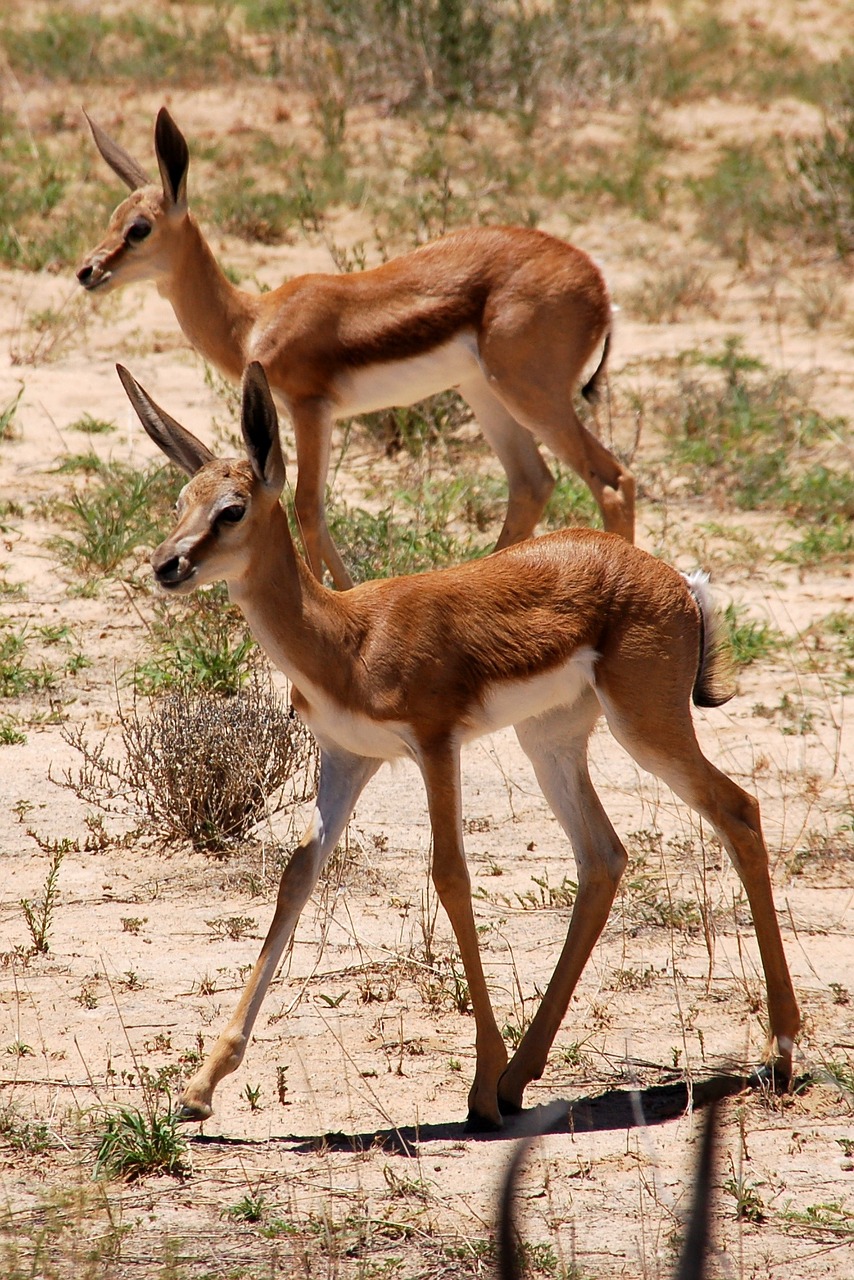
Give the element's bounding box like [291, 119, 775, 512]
[465, 1109, 504, 1134]
[748, 1062, 791, 1094]
[498, 1095, 523, 1117]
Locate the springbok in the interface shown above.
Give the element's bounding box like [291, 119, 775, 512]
[78, 107, 634, 590]
[116, 361, 798, 1130]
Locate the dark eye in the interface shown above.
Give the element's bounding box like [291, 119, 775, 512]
[216, 504, 245, 526]
[126, 218, 151, 244]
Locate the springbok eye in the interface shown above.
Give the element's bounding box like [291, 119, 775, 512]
[216, 504, 245, 526]
[125, 218, 151, 244]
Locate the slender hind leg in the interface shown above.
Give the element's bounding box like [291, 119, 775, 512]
[599, 692, 801, 1078]
[476, 331, 635, 543]
[498, 696, 627, 1113]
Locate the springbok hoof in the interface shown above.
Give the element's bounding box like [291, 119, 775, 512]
[465, 1108, 503, 1134]
[748, 1062, 791, 1094]
[176, 1097, 213, 1123]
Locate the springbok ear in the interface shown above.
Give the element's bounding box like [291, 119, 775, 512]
[116, 365, 214, 477]
[241, 363, 285, 491]
[154, 108, 189, 209]
[84, 110, 152, 191]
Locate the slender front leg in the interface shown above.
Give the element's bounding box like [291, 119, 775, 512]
[290, 399, 354, 590]
[179, 747, 379, 1121]
[419, 740, 508, 1128]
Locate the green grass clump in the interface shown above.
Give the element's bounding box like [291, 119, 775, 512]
[94, 1103, 187, 1182]
[360, 390, 469, 459]
[326, 483, 477, 582]
[690, 144, 785, 267]
[661, 340, 848, 515]
[135, 585, 255, 697]
[243, 0, 656, 116]
[0, 620, 56, 698]
[1, 8, 246, 83]
[53, 461, 182, 579]
[792, 73, 854, 258]
[0, 388, 23, 441]
[724, 603, 782, 669]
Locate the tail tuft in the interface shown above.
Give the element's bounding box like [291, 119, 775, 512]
[684, 571, 736, 709]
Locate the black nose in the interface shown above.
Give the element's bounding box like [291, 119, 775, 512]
[154, 554, 184, 583]
[77, 264, 93, 284]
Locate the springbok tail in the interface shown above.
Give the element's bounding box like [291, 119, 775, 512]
[581, 330, 611, 403]
[684, 571, 736, 709]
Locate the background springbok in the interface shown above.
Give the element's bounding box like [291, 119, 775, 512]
[115, 359, 799, 1130]
[78, 107, 634, 589]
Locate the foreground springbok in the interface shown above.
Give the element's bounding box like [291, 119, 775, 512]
[117, 360, 798, 1129]
[79, 108, 633, 590]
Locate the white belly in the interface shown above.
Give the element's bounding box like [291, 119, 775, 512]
[298, 682, 415, 761]
[462, 648, 599, 742]
[291, 649, 597, 761]
[332, 331, 482, 417]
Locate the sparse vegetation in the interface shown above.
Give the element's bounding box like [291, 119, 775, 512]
[60, 672, 317, 851]
[19, 847, 63, 954]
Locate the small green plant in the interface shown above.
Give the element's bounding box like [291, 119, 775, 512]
[94, 1102, 188, 1182]
[690, 143, 783, 266]
[781, 1200, 854, 1239]
[243, 1082, 262, 1111]
[69, 413, 116, 435]
[0, 717, 25, 745]
[515, 869, 577, 910]
[53, 461, 182, 578]
[360, 390, 468, 458]
[120, 917, 147, 935]
[658, 340, 847, 520]
[0, 387, 23, 441]
[5, 1041, 33, 1057]
[325, 491, 473, 584]
[228, 1191, 267, 1223]
[723, 1161, 766, 1223]
[135, 585, 255, 696]
[627, 262, 716, 324]
[20, 847, 64, 954]
[724, 603, 781, 668]
[0, 1104, 51, 1154]
[207, 915, 256, 942]
[791, 77, 854, 257]
[0, 619, 57, 698]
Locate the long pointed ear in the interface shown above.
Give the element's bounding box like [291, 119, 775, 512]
[116, 365, 214, 477]
[84, 110, 152, 191]
[241, 363, 285, 491]
[155, 107, 189, 209]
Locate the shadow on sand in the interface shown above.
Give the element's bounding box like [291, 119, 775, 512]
[189, 1069, 765, 1158]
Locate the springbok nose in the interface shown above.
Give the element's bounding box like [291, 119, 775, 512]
[77, 264, 93, 284]
[152, 552, 188, 585]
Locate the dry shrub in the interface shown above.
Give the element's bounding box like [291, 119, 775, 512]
[62, 674, 317, 852]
